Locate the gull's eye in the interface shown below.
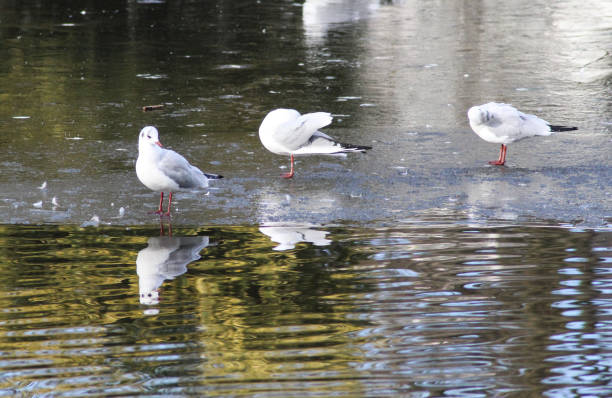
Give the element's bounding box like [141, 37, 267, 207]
[147, 135, 151, 139]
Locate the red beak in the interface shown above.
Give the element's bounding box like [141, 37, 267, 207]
[155, 141, 163, 147]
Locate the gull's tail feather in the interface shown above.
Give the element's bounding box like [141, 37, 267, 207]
[338, 142, 372, 153]
[293, 134, 372, 155]
[549, 125, 578, 132]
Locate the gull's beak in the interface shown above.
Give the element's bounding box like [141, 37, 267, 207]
[155, 141, 163, 147]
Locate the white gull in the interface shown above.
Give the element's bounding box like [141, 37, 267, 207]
[136, 126, 222, 215]
[467, 102, 577, 165]
[258, 108, 371, 178]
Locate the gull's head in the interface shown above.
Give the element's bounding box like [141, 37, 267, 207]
[467, 106, 485, 126]
[139, 126, 163, 148]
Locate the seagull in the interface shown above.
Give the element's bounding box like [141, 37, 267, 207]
[258, 108, 372, 178]
[136, 126, 223, 215]
[467, 102, 577, 165]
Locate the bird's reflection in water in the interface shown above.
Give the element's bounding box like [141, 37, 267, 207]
[259, 223, 332, 251]
[136, 235, 209, 305]
[159, 219, 172, 237]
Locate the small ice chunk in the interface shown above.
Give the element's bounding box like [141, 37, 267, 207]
[38, 181, 47, 190]
[118, 207, 125, 217]
[51, 196, 60, 207]
[33, 201, 43, 208]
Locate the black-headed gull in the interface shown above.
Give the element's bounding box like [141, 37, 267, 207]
[258, 108, 372, 178]
[467, 102, 577, 165]
[136, 126, 223, 215]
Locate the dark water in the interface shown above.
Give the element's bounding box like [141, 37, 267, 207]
[0, 0, 611, 396]
[0, 220, 611, 396]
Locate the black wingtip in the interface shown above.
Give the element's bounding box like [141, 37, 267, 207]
[340, 142, 372, 152]
[549, 125, 578, 132]
[205, 173, 223, 179]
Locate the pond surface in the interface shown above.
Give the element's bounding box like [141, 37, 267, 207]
[0, 220, 611, 397]
[0, 0, 611, 396]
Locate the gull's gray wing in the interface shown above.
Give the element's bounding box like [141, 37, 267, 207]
[157, 149, 207, 189]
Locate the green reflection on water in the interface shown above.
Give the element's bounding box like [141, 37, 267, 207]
[0, 223, 375, 395]
[0, 222, 610, 396]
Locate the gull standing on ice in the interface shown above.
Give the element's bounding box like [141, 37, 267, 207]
[136, 126, 223, 215]
[258, 108, 372, 178]
[467, 102, 577, 166]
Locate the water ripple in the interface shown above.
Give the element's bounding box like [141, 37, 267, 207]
[0, 223, 609, 396]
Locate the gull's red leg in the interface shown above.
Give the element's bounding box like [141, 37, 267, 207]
[150, 192, 165, 215]
[281, 154, 295, 179]
[489, 144, 507, 166]
[164, 192, 173, 216]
